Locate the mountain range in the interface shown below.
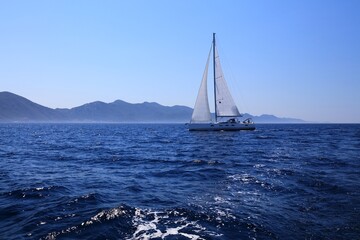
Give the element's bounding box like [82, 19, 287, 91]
[0, 91, 305, 123]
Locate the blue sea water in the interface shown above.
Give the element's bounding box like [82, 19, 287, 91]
[0, 123, 359, 239]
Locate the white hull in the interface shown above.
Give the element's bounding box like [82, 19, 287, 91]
[188, 122, 255, 131]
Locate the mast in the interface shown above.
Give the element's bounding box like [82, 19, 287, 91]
[213, 33, 217, 123]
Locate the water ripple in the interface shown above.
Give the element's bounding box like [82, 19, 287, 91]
[0, 123, 359, 239]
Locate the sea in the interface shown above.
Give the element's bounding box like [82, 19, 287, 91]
[0, 123, 359, 240]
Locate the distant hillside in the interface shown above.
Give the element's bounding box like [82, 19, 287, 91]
[0, 92, 63, 121]
[59, 100, 193, 122]
[249, 114, 305, 123]
[0, 91, 305, 123]
[0, 92, 192, 122]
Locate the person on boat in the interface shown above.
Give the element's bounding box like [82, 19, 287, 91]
[228, 118, 237, 123]
[242, 118, 252, 124]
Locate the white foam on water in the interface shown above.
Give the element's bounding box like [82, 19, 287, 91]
[131, 208, 162, 239]
[82, 207, 127, 226]
[128, 208, 215, 240]
[45, 206, 223, 240]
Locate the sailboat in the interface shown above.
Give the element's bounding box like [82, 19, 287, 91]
[188, 33, 255, 131]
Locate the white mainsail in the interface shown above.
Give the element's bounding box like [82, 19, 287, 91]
[190, 49, 212, 123]
[214, 46, 241, 118]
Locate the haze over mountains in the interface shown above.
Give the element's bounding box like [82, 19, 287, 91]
[0, 91, 305, 123]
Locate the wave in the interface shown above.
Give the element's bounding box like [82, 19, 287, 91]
[41, 204, 243, 239]
[2, 186, 70, 199]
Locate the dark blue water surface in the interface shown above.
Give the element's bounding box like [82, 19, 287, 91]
[0, 124, 359, 239]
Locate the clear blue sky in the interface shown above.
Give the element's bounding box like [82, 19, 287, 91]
[1, 0, 359, 123]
